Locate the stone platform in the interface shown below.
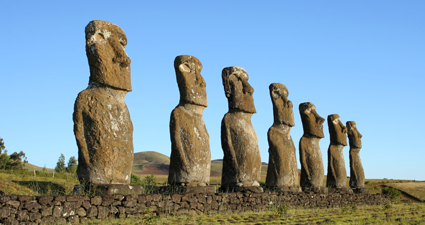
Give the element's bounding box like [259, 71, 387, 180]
[329, 188, 354, 194]
[352, 188, 370, 194]
[74, 184, 144, 195]
[266, 186, 302, 193]
[302, 187, 329, 194]
[219, 186, 264, 193]
[158, 185, 216, 193]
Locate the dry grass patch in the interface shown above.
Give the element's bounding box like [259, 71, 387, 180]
[388, 182, 425, 201]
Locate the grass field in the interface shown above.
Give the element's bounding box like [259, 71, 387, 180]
[0, 169, 78, 195]
[82, 202, 425, 224]
[387, 182, 425, 202]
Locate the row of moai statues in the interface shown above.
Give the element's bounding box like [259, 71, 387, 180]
[73, 20, 366, 194]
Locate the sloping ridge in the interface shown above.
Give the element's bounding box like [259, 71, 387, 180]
[132, 151, 274, 177]
[132, 151, 170, 175]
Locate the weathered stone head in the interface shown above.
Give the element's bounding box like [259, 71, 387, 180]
[222, 66, 256, 113]
[328, 114, 347, 146]
[299, 102, 325, 138]
[269, 83, 295, 127]
[174, 55, 207, 107]
[85, 20, 132, 91]
[347, 121, 362, 148]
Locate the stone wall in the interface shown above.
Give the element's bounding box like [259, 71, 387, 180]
[0, 192, 390, 224]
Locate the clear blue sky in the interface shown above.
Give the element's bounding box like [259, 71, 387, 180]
[1, 1, 424, 180]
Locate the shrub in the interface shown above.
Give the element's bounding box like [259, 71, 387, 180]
[365, 181, 370, 185]
[142, 175, 158, 194]
[382, 187, 401, 200]
[130, 173, 143, 185]
[275, 204, 289, 217]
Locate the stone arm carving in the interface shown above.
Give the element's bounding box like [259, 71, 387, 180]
[299, 140, 310, 179]
[221, 116, 239, 171]
[73, 92, 91, 171]
[170, 109, 188, 172]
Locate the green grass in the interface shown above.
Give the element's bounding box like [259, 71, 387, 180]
[81, 202, 425, 224]
[0, 169, 78, 195]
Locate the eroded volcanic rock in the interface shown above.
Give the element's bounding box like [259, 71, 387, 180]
[73, 20, 133, 184]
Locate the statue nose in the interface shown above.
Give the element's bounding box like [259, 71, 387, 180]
[242, 80, 254, 95]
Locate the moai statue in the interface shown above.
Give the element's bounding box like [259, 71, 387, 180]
[221, 66, 262, 192]
[73, 20, 140, 194]
[347, 121, 368, 193]
[265, 83, 300, 192]
[168, 55, 215, 193]
[299, 102, 327, 193]
[326, 114, 351, 192]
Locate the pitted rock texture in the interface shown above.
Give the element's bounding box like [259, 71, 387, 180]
[221, 67, 261, 189]
[85, 20, 132, 91]
[74, 20, 133, 185]
[266, 83, 298, 189]
[169, 55, 211, 186]
[299, 102, 325, 189]
[347, 121, 365, 189]
[326, 114, 348, 189]
[0, 192, 390, 224]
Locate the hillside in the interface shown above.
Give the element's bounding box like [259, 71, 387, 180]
[132, 151, 170, 175]
[24, 163, 54, 173]
[131, 151, 287, 177]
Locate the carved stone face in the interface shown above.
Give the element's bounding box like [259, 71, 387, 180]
[347, 121, 362, 148]
[269, 83, 295, 127]
[222, 66, 256, 113]
[85, 20, 132, 91]
[299, 102, 325, 138]
[328, 114, 347, 146]
[174, 55, 207, 107]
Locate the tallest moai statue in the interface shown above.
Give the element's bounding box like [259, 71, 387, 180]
[73, 20, 134, 185]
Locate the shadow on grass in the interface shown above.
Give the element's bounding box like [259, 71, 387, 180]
[13, 181, 66, 195]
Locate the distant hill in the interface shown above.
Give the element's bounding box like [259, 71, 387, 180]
[27, 151, 299, 177]
[131, 151, 283, 177]
[132, 151, 170, 175]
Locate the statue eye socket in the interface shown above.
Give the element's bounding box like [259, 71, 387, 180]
[97, 33, 105, 39]
[179, 63, 191, 72]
